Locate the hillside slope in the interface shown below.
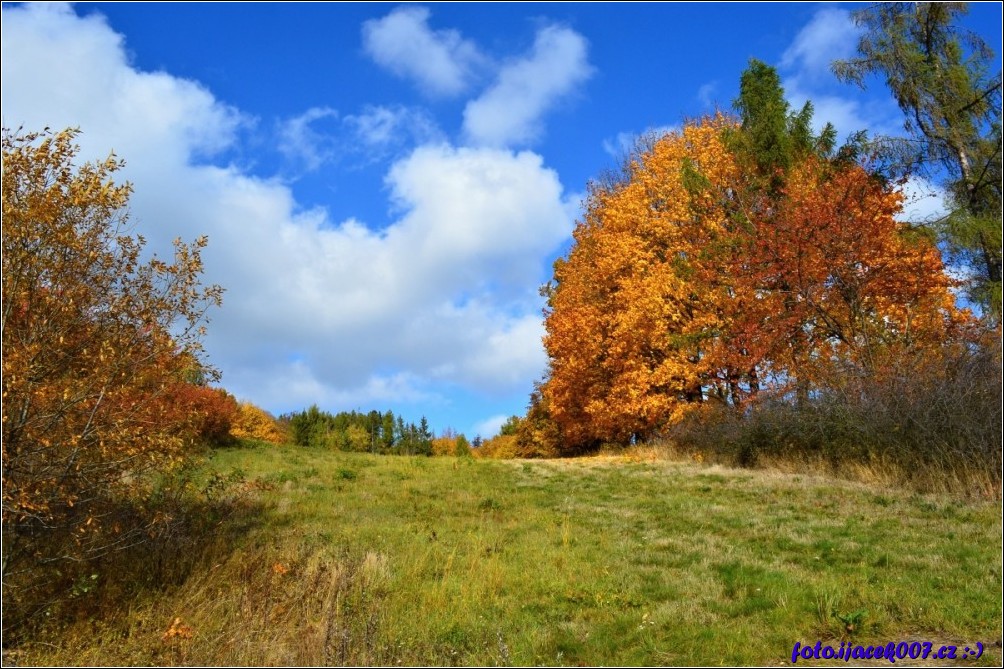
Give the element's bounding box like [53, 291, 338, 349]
[13, 444, 1002, 666]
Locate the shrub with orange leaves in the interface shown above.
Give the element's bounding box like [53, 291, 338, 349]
[157, 383, 240, 446]
[231, 401, 287, 444]
[473, 435, 520, 459]
[430, 436, 457, 457]
[2, 128, 223, 613]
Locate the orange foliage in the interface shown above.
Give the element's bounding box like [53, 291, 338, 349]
[430, 436, 457, 457]
[2, 128, 223, 569]
[543, 117, 739, 450]
[541, 116, 974, 453]
[718, 156, 973, 392]
[472, 435, 519, 459]
[231, 401, 287, 444]
[159, 384, 240, 446]
[431, 430, 472, 456]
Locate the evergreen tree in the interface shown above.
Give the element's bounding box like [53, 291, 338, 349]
[382, 410, 396, 451]
[414, 417, 433, 456]
[834, 2, 1002, 318]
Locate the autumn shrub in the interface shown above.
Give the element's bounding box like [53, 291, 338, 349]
[231, 401, 288, 444]
[2, 127, 224, 627]
[431, 435, 457, 457]
[428, 431, 473, 457]
[669, 340, 1002, 495]
[473, 435, 520, 459]
[161, 383, 240, 446]
[192, 387, 240, 445]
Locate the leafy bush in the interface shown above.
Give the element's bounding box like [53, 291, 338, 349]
[473, 435, 520, 459]
[669, 340, 1002, 495]
[2, 128, 223, 614]
[231, 401, 287, 444]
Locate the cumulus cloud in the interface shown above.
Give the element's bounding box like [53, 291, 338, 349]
[779, 7, 902, 141]
[463, 25, 592, 147]
[1, 3, 576, 416]
[362, 6, 486, 97]
[278, 106, 339, 171]
[0, 3, 244, 168]
[781, 8, 861, 83]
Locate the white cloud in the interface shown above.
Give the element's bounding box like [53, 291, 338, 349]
[602, 125, 678, 160]
[362, 6, 486, 97]
[1, 3, 576, 416]
[602, 131, 638, 159]
[781, 8, 860, 83]
[697, 81, 718, 108]
[779, 8, 902, 142]
[386, 144, 570, 269]
[344, 104, 442, 153]
[276, 104, 442, 174]
[897, 176, 949, 224]
[347, 106, 411, 147]
[229, 362, 435, 415]
[473, 414, 509, 439]
[0, 3, 244, 167]
[278, 106, 339, 171]
[782, 90, 887, 139]
[463, 25, 592, 147]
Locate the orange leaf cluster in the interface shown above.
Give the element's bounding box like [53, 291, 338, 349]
[162, 617, 194, 642]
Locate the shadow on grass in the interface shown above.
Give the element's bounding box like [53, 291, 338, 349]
[2, 461, 271, 648]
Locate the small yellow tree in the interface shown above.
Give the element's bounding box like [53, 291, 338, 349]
[231, 401, 288, 444]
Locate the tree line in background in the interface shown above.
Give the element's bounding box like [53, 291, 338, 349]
[281, 405, 472, 457]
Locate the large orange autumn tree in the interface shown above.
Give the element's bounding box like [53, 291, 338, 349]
[540, 62, 975, 454]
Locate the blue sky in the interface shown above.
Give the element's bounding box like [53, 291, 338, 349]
[3, 2, 1000, 439]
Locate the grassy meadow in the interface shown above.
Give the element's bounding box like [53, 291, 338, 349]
[12, 443, 1002, 666]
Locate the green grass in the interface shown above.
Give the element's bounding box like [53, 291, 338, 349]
[12, 444, 1002, 666]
